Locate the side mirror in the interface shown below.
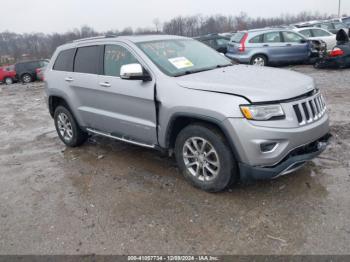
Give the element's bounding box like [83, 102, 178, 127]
[300, 39, 307, 43]
[120, 63, 151, 81]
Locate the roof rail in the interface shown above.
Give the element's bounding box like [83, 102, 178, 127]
[73, 35, 117, 43]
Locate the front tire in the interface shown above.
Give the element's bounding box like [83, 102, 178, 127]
[250, 55, 267, 66]
[4, 77, 13, 85]
[54, 106, 88, 147]
[175, 124, 238, 192]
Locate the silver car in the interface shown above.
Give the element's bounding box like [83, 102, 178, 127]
[226, 28, 310, 66]
[45, 35, 330, 192]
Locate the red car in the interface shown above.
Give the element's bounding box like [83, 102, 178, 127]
[35, 66, 46, 81]
[0, 65, 16, 85]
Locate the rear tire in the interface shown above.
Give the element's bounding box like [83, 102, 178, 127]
[4, 77, 13, 85]
[54, 105, 88, 147]
[175, 123, 238, 192]
[250, 55, 267, 66]
[21, 74, 33, 83]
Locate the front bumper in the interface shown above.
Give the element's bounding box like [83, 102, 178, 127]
[238, 133, 331, 181]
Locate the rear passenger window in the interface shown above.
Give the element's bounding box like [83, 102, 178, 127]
[104, 45, 138, 77]
[53, 49, 75, 71]
[74, 46, 100, 74]
[300, 29, 312, 38]
[282, 31, 304, 42]
[249, 35, 263, 43]
[264, 32, 281, 43]
[313, 29, 331, 37]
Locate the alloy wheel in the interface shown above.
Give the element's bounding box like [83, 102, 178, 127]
[5, 78, 13, 85]
[182, 137, 220, 182]
[22, 75, 32, 83]
[252, 57, 265, 66]
[57, 112, 73, 142]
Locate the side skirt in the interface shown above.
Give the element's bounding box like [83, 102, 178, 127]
[86, 128, 156, 149]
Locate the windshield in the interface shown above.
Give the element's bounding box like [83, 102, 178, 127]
[136, 39, 232, 77]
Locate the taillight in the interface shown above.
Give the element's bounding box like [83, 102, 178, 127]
[330, 47, 344, 57]
[239, 33, 248, 52]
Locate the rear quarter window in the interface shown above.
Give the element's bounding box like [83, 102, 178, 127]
[230, 32, 246, 43]
[74, 46, 101, 74]
[53, 49, 75, 72]
[299, 29, 312, 38]
[249, 34, 263, 43]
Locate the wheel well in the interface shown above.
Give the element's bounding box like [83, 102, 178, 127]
[48, 96, 69, 118]
[251, 54, 268, 62]
[21, 73, 32, 78]
[166, 116, 240, 161]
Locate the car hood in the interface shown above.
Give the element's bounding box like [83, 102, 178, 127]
[176, 65, 315, 103]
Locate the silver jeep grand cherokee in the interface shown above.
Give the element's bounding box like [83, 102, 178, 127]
[45, 35, 331, 192]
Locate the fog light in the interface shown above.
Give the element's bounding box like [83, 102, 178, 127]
[260, 142, 278, 153]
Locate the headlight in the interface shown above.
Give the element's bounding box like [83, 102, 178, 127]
[240, 104, 285, 121]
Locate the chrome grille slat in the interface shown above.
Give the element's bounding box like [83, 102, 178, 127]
[292, 93, 326, 126]
[305, 102, 313, 123]
[298, 104, 307, 125]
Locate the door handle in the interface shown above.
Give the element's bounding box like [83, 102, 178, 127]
[263, 44, 269, 47]
[99, 82, 111, 87]
[65, 77, 74, 82]
[286, 44, 292, 47]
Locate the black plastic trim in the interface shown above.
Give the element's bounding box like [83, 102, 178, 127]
[165, 112, 242, 162]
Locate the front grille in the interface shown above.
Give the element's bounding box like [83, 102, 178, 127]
[292, 93, 326, 126]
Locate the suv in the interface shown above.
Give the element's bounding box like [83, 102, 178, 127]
[0, 65, 16, 85]
[45, 35, 330, 192]
[226, 28, 310, 66]
[15, 59, 49, 83]
[194, 34, 231, 53]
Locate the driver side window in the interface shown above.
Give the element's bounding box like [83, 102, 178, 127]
[104, 45, 139, 77]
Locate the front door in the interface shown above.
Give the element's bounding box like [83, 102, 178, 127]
[281, 31, 309, 62]
[96, 44, 157, 145]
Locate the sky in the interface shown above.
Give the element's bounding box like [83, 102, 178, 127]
[1, 0, 349, 34]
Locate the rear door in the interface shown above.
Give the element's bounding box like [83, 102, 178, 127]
[96, 43, 157, 145]
[281, 31, 309, 62]
[70, 45, 103, 128]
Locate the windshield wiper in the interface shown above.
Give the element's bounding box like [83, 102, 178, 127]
[174, 67, 214, 77]
[174, 64, 233, 77]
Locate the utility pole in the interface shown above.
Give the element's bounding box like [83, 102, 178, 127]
[338, 0, 341, 17]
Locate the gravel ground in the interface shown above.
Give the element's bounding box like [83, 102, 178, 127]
[0, 65, 349, 255]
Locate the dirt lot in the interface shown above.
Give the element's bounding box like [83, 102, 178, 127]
[0, 65, 349, 255]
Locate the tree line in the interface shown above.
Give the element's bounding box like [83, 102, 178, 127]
[0, 12, 335, 65]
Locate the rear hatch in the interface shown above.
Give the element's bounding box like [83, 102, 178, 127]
[227, 32, 248, 54]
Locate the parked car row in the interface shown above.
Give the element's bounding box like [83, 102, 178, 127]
[0, 59, 48, 85]
[293, 19, 348, 34]
[195, 18, 349, 67]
